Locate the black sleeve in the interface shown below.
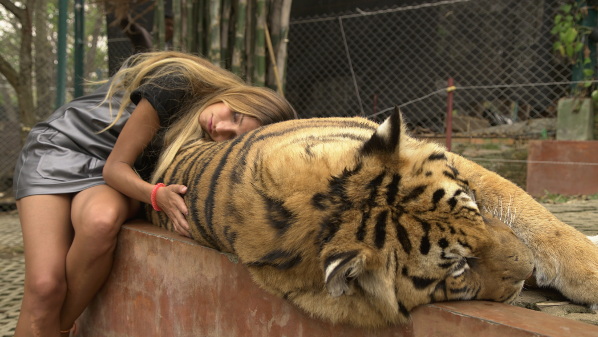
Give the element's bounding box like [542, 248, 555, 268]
[130, 74, 190, 127]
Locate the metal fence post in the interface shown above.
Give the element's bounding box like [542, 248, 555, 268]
[55, 0, 68, 109]
[74, 0, 85, 98]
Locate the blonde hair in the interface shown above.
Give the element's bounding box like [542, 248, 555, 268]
[103, 51, 243, 131]
[151, 86, 297, 183]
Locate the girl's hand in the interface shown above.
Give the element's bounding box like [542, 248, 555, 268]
[156, 184, 191, 237]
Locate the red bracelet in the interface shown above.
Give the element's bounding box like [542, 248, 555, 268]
[151, 183, 166, 211]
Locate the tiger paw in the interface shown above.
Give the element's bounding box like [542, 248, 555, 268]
[538, 237, 598, 310]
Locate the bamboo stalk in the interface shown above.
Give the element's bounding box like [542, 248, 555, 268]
[173, 0, 182, 50]
[264, 23, 283, 95]
[253, 0, 267, 86]
[221, 0, 232, 68]
[208, 0, 222, 64]
[197, 0, 206, 55]
[245, 0, 255, 83]
[232, 0, 247, 78]
[267, 0, 281, 87]
[275, 0, 292, 91]
[154, 0, 165, 50]
[186, 0, 195, 51]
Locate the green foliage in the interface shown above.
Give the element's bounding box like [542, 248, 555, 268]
[551, 1, 595, 91]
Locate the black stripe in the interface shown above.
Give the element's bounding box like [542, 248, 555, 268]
[411, 276, 437, 289]
[374, 211, 388, 249]
[356, 212, 368, 242]
[222, 226, 237, 246]
[398, 301, 410, 318]
[458, 239, 472, 250]
[311, 193, 328, 210]
[402, 185, 427, 204]
[386, 174, 401, 205]
[428, 152, 447, 161]
[447, 197, 458, 210]
[246, 250, 303, 270]
[443, 170, 456, 180]
[318, 212, 342, 249]
[395, 215, 412, 254]
[203, 137, 248, 250]
[418, 220, 431, 255]
[260, 191, 294, 235]
[432, 189, 445, 206]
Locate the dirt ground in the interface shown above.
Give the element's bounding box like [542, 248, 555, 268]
[1, 198, 597, 335]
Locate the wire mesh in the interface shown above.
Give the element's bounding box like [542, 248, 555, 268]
[286, 0, 573, 134]
[0, 0, 593, 210]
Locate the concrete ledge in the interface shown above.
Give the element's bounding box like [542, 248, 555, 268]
[75, 221, 598, 337]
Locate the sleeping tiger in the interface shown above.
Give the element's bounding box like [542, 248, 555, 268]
[149, 110, 598, 328]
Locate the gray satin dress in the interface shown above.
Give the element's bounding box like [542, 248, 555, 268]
[13, 77, 188, 200]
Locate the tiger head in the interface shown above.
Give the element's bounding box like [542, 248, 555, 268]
[320, 112, 533, 325]
[258, 111, 535, 326]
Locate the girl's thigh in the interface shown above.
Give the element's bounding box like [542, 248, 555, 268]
[17, 194, 73, 286]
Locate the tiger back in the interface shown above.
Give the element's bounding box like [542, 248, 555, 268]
[148, 111, 547, 327]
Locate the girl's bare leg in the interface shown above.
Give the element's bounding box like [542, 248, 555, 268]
[59, 184, 138, 331]
[14, 194, 73, 337]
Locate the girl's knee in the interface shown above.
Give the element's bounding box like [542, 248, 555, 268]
[78, 206, 124, 240]
[25, 275, 66, 308]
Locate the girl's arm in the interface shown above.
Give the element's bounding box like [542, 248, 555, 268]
[103, 98, 190, 236]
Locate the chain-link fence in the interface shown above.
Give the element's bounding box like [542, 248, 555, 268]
[0, 83, 20, 212]
[286, 0, 573, 136]
[0, 0, 592, 210]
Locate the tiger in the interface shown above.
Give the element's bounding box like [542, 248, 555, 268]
[149, 109, 598, 328]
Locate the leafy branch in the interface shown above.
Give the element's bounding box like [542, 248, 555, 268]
[551, 2, 595, 92]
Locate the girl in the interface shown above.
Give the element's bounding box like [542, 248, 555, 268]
[12, 51, 297, 336]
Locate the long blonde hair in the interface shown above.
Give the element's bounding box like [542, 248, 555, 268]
[103, 51, 243, 131]
[151, 85, 297, 183]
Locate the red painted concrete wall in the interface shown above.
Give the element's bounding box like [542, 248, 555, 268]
[527, 140, 598, 197]
[75, 222, 598, 337]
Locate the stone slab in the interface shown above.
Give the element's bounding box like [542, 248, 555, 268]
[556, 98, 594, 141]
[74, 221, 598, 337]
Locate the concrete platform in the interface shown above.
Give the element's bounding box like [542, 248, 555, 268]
[74, 221, 598, 337]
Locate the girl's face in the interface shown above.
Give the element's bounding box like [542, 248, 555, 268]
[198, 102, 261, 142]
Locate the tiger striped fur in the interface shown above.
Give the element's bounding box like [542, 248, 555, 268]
[149, 110, 598, 327]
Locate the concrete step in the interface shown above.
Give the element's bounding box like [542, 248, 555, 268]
[76, 221, 598, 337]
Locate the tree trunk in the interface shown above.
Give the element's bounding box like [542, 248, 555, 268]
[19, 0, 36, 142]
[34, 0, 54, 121]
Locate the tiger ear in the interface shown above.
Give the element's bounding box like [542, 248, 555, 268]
[361, 106, 402, 155]
[324, 251, 366, 297]
[324, 250, 397, 307]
